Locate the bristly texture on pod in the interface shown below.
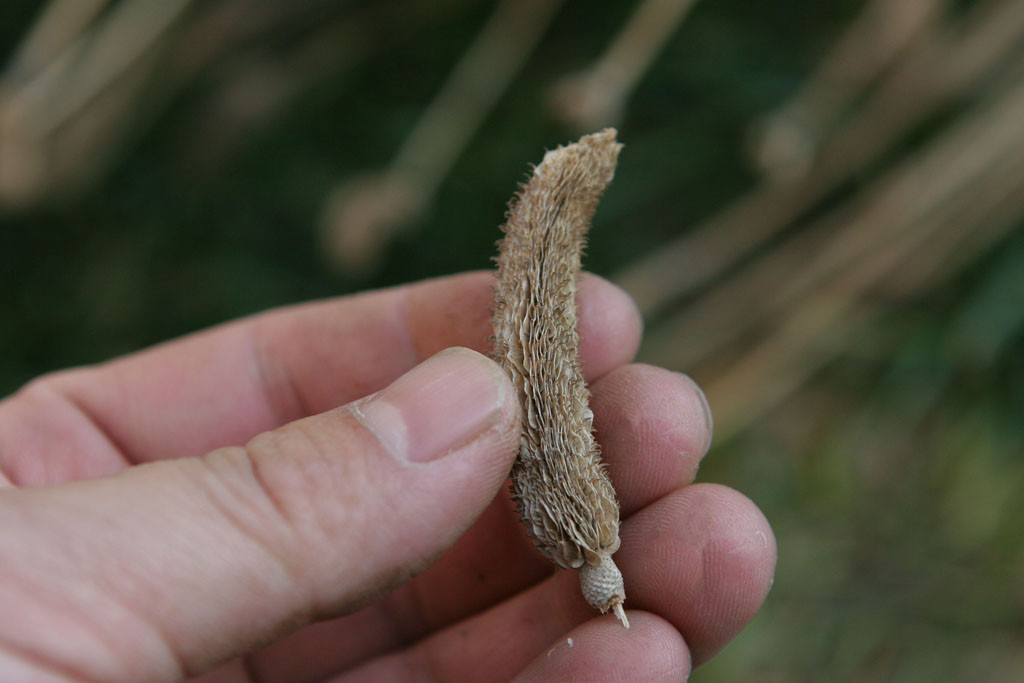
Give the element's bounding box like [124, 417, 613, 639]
[491, 129, 628, 628]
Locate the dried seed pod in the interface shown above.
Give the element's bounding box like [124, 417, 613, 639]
[491, 129, 628, 627]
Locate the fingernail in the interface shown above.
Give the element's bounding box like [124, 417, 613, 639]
[679, 373, 714, 451]
[356, 348, 512, 463]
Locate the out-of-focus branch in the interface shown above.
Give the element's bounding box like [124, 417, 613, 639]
[880, 187, 1024, 301]
[547, 0, 701, 131]
[704, 176, 1024, 443]
[0, 0, 367, 207]
[750, 0, 943, 181]
[685, 80, 1024, 440]
[0, 0, 196, 206]
[320, 0, 565, 274]
[643, 68, 1024, 372]
[180, 0, 471, 170]
[613, 0, 1024, 318]
[707, 182, 1024, 442]
[1, 0, 112, 83]
[13, 0, 194, 136]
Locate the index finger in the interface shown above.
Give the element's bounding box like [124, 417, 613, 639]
[2, 272, 641, 480]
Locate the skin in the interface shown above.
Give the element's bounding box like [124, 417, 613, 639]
[0, 271, 776, 682]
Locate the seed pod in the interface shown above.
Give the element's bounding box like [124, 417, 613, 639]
[491, 129, 628, 627]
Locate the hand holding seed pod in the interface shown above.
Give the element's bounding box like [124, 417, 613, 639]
[491, 129, 628, 627]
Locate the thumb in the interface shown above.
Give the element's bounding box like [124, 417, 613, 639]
[0, 348, 520, 682]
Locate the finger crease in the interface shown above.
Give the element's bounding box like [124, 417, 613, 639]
[240, 654, 265, 683]
[198, 451, 314, 620]
[55, 389, 135, 466]
[0, 639, 105, 683]
[248, 319, 314, 427]
[395, 287, 430, 368]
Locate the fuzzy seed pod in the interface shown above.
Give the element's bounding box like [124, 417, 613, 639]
[491, 129, 628, 628]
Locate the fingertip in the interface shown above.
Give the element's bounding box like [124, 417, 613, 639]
[576, 273, 643, 380]
[622, 483, 777, 666]
[591, 364, 716, 514]
[689, 485, 776, 665]
[404, 272, 497, 359]
[515, 611, 690, 682]
[352, 347, 519, 467]
[689, 484, 777, 600]
[677, 371, 714, 455]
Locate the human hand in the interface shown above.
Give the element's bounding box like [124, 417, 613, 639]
[0, 272, 775, 682]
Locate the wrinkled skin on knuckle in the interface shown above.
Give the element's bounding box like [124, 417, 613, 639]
[235, 418, 366, 554]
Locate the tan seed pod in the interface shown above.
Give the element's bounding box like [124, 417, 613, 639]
[491, 129, 628, 628]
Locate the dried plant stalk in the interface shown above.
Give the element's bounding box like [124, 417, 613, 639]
[491, 129, 628, 627]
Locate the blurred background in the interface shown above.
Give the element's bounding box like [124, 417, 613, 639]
[2, 0, 1023, 679]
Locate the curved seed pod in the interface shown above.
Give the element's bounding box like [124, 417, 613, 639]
[491, 129, 628, 627]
